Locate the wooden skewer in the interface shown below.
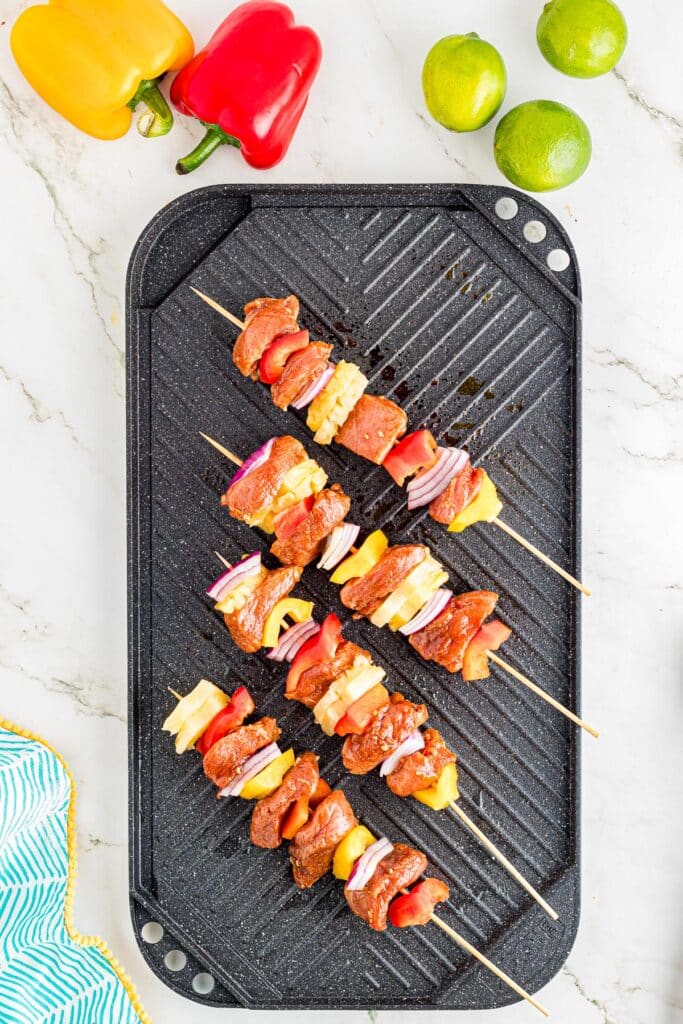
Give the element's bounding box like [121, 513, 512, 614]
[449, 801, 557, 920]
[215, 550, 232, 569]
[493, 517, 590, 597]
[191, 287, 246, 330]
[428, 910, 549, 1015]
[169, 681, 549, 1016]
[203, 435, 597, 738]
[192, 287, 591, 598]
[200, 432, 243, 466]
[487, 652, 599, 738]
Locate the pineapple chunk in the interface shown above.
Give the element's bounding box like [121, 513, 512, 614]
[313, 655, 380, 735]
[370, 556, 449, 629]
[247, 459, 328, 532]
[214, 567, 267, 615]
[307, 361, 368, 444]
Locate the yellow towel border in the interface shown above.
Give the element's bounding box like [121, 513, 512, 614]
[0, 716, 152, 1024]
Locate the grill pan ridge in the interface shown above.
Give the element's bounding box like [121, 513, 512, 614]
[127, 184, 582, 1010]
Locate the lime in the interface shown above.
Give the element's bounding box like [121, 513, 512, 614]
[493, 100, 591, 191]
[537, 0, 627, 78]
[422, 33, 506, 133]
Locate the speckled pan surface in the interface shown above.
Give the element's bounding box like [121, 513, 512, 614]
[126, 184, 581, 1010]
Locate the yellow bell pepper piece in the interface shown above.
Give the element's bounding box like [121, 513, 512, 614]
[332, 824, 376, 880]
[448, 472, 502, 533]
[330, 530, 388, 585]
[413, 762, 459, 810]
[262, 598, 315, 648]
[240, 748, 296, 800]
[10, 0, 193, 140]
[174, 690, 229, 755]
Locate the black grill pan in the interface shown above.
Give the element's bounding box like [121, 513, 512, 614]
[127, 184, 582, 1010]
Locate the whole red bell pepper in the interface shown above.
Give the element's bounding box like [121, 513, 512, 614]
[171, 1, 322, 174]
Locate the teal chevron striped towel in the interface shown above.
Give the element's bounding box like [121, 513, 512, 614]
[0, 726, 147, 1024]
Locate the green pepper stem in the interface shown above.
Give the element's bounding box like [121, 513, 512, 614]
[175, 124, 240, 175]
[129, 78, 174, 138]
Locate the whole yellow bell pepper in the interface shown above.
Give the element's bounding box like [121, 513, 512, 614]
[240, 748, 295, 800]
[10, 0, 194, 139]
[262, 598, 315, 648]
[413, 762, 459, 810]
[332, 824, 376, 880]
[331, 530, 388, 585]
[448, 472, 502, 533]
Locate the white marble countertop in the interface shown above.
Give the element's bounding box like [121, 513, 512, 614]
[1, 1, 681, 1021]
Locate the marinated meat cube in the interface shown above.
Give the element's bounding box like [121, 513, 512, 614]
[429, 464, 485, 525]
[409, 591, 498, 673]
[386, 729, 456, 797]
[250, 752, 319, 849]
[290, 790, 358, 888]
[342, 693, 428, 775]
[344, 843, 427, 931]
[203, 717, 281, 790]
[339, 545, 429, 617]
[270, 341, 333, 410]
[271, 484, 350, 566]
[223, 435, 307, 524]
[335, 394, 407, 464]
[285, 639, 371, 708]
[223, 565, 303, 652]
[233, 295, 299, 377]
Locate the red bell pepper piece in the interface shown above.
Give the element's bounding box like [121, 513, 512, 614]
[286, 614, 342, 697]
[274, 495, 314, 540]
[196, 686, 255, 755]
[171, 1, 322, 174]
[259, 330, 310, 384]
[388, 878, 450, 928]
[462, 619, 512, 682]
[281, 797, 310, 840]
[382, 430, 438, 486]
[334, 683, 390, 736]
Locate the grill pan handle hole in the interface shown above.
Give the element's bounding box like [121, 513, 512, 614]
[495, 196, 519, 220]
[140, 921, 164, 944]
[547, 248, 571, 272]
[164, 949, 187, 972]
[193, 972, 216, 995]
[523, 220, 547, 243]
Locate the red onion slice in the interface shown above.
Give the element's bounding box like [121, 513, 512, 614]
[407, 448, 469, 509]
[206, 552, 262, 602]
[317, 523, 361, 571]
[266, 618, 320, 662]
[219, 742, 281, 798]
[379, 730, 425, 778]
[230, 438, 275, 486]
[346, 837, 394, 891]
[399, 588, 453, 637]
[292, 363, 336, 410]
